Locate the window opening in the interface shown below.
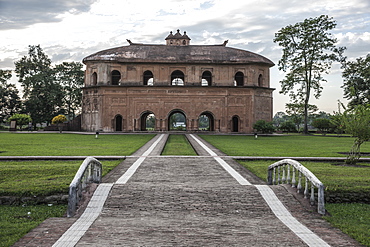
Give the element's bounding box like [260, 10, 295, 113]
[111, 70, 121, 85]
[143, 71, 154, 86]
[234, 72, 244, 86]
[201, 71, 212, 86]
[92, 72, 97, 85]
[171, 70, 185, 86]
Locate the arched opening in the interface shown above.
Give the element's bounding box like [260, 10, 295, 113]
[143, 70, 154, 86]
[232, 115, 239, 132]
[258, 74, 263, 87]
[92, 72, 97, 85]
[234, 72, 244, 86]
[201, 71, 212, 86]
[115, 115, 123, 131]
[140, 112, 156, 131]
[168, 110, 186, 131]
[171, 70, 185, 86]
[111, 70, 121, 85]
[199, 112, 215, 131]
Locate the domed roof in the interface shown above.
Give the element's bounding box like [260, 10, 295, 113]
[83, 41, 274, 66]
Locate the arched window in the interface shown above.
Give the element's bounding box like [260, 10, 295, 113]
[201, 71, 212, 86]
[111, 70, 121, 85]
[171, 70, 185, 86]
[92, 72, 97, 85]
[258, 74, 263, 87]
[234, 72, 244, 86]
[143, 70, 154, 86]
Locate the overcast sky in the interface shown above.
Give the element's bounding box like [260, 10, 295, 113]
[1, 0, 369, 114]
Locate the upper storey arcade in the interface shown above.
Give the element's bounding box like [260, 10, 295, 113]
[83, 30, 274, 88]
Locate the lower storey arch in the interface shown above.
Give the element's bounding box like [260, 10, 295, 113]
[198, 111, 215, 131]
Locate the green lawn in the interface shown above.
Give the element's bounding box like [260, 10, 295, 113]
[0, 133, 155, 156]
[161, 134, 197, 156]
[201, 134, 370, 246]
[324, 203, 370, 247]
[0, 160, 122, 197]
[0, 205, 67, 247]
[199, 134, 370, 157]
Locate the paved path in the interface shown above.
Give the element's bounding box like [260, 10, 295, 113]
[14, 134, 360, 247]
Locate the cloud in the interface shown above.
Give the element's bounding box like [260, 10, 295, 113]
[0, 0, 97, 30]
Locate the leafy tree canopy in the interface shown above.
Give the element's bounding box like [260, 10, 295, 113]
[342, 54, 370, 107]
[274, 15, 345, 134]
[0, 69, 21, 123]
[8, 114, 32, 130]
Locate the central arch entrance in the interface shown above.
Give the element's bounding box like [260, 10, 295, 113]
[168, 110, 186, 131]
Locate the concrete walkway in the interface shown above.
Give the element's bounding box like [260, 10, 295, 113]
[14, 134, 360, 246]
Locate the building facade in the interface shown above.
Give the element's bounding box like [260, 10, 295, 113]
[81, 30, 274, 133]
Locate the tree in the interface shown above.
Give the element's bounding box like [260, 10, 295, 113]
[0, 69, 21, 124]
[15, 45, 64, 126]
[253, 120, 275, 133]
[8, 114, 32, 130]
[285, 103, 318, 132]
[54, 62, 84, 119]
[279, 121, 296, 133]
[312, 118, 331, 134]
[341, 54, 370, 107]
[272, 111, 289, 128]
[274, 15, 345, 134]
[52, 114, 67, 133]
[339, 104, 370, 164]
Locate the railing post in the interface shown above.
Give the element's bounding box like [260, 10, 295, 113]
[318, 184, 325, 215]
[267, 168, 273, 185]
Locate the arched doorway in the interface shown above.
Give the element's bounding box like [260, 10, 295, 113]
[171, 70, 185, 86]
[168, 110, 186, 131]
[115, 115, 123, 131]
[199, 112, 215, 131]
[232, 115, 239, 132]
[140, 112, 155, 131]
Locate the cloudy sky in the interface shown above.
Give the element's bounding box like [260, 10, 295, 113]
[1, 0, 369, 114]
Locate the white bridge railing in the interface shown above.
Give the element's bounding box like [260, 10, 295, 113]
[267, 159, 325, 215]
[67, 157, 102, 217]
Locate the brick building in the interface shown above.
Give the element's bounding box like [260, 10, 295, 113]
[81, 30, 274, 133]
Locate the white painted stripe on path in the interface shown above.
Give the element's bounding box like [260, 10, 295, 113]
[116, 134, 165, 184]
[256, 185, 330, 247]
[190, 134, 329, 247]
[53, 134, 165, 246]
[189, 134, 251, 185]
[52, 183, 114, 247]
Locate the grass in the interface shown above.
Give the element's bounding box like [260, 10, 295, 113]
[199, 134, 370, 157]
[161, 134, 197, 156]
[0, 204, 67, 247]
[0, 133, 155, 156]
[201, 134, 370, 246]
[0, 160, 122, 197]
[324, 203, 370, 247]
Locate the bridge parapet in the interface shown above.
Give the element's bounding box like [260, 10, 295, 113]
[67, 157, 102, 217]
[267, 159, 325, 215]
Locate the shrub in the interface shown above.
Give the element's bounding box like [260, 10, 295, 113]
[253, 120, 275, 133]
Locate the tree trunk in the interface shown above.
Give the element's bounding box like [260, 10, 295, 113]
[346, 139, 363, 164]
